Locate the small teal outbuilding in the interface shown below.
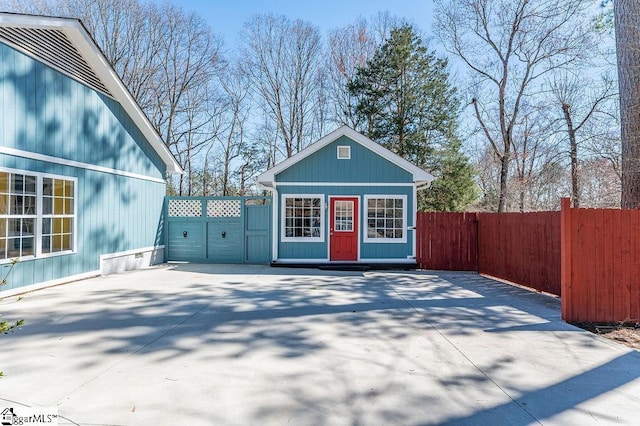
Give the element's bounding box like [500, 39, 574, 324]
[257, 126, 434, 265]
[0, 13, 181, 294]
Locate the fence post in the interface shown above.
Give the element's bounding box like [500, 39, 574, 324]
[560, 197, 572, 321]
[473, 212, 480, 272]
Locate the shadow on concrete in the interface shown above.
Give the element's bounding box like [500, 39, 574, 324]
[1, 267, 638, 424]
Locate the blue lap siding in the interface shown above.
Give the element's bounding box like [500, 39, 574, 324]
[273, 135, 420, 263]
[0, 40, 166, 290]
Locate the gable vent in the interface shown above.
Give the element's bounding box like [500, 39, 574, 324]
[0, 26, 112, 97]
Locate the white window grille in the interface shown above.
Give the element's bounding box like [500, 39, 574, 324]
[282, 195, 324, 242]
[364, 195, 407, 243]
[0, 168, 76, 261]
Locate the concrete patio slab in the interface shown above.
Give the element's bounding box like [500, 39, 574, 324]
[1, 264, 639, 425]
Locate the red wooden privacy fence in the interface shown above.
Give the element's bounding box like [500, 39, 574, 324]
[415, 212, 478, 271]
[415, 211, 561, 295]
[562, 198, 640, 323]
[478, 212, 561, 296]
[416, 199, 640, 323]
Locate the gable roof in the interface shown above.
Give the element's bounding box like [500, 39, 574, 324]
[0, 12, 182, 174]
[257, 125, 435, 188]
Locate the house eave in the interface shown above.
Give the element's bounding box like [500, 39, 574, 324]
[0, 12, 183, 175]
[256, 125, 435, 185]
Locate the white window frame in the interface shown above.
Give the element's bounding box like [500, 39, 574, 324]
[281, 194, 325, 242]
[0, 166, 77, 264]
[363, 194, 407, 244]
[337, 145, 351, 160]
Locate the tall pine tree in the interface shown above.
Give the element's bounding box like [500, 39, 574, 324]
[348, 25, 477, 211]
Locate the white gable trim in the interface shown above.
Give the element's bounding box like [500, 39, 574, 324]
[257, 125, 434, 188]
[0, 13, 182, 175]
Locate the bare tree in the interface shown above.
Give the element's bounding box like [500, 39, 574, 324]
[580, 158, 621, 207]
[510, 102, 559, 211]
[549, 73, 616, 207]
[615, 0, 640, 208]
[434, 0, 592, 211]
[144, 3, 223, 195]
[214, 62, 251, 196]
[240, 14, 323, 159]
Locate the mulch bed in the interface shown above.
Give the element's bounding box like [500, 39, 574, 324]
[572, 322, 640, 350]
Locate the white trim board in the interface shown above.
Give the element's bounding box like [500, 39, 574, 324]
[0, 146, 166, 184]
[99, 245, 164, 261]
[0, 269, 101, 299]
[0, 245, 165, 298]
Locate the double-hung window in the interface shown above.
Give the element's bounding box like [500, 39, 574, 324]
[0, 169, 76, 262]
[282, 195, 324, 242]
[364, 195, 407, 243]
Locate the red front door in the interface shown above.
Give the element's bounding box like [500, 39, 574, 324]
[330, 197, 358, 261]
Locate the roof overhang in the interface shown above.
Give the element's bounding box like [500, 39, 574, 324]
[0, 12, 182, 175]
[257, 125, 435, 188]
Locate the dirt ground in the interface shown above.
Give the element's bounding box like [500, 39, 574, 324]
[573, 322, 640, 350]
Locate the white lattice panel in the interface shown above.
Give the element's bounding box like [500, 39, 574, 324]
[168, 199, 202, 217]
[207, 199, 241, 217]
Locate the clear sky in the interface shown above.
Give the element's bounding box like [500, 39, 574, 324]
[173, 0, 434, 47]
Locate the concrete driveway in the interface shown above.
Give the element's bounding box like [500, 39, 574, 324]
[1, 265, 639, 425]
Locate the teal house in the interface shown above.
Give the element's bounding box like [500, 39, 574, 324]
[257, 126, 434, 265]
[0, 13, 181, 295]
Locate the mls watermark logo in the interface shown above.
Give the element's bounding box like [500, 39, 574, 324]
[1, 407, 58, 425]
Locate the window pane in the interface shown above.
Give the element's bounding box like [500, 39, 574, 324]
[65, 198, 73, 214]
[62, 218, 72, 233]
[42, 235, 51, 254]
[54, 198, 64, 215]
[11, 195, 23, 215]
[64, 181, 74, 197]
[54, 180, 64, 197]
[62, 234, 71, 250]
[6, 238, 18, 257]
[13, 174, 24, 193]
[0, 172, 8, 193]
[22, 218, 34, 235]
[8, 218, 20, 236]
[0, 194, 7, 215]
[43, 197, 52, 215]
[22, 237, 34, 256]
[24, 175, 36, 195]
[43, 218, 52, 234]
[0, 238, 6, 259]
[24, 196, 36, 215]
[53, 235, 62, 252]
[43, 178, 53, 196]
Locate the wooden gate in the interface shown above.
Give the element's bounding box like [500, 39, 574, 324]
[165, 196, 271, 263]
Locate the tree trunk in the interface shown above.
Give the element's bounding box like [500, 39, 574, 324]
[616, 0, 640, 208]
[498, 152, 510, 212]
[562, 103, 580, 208]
